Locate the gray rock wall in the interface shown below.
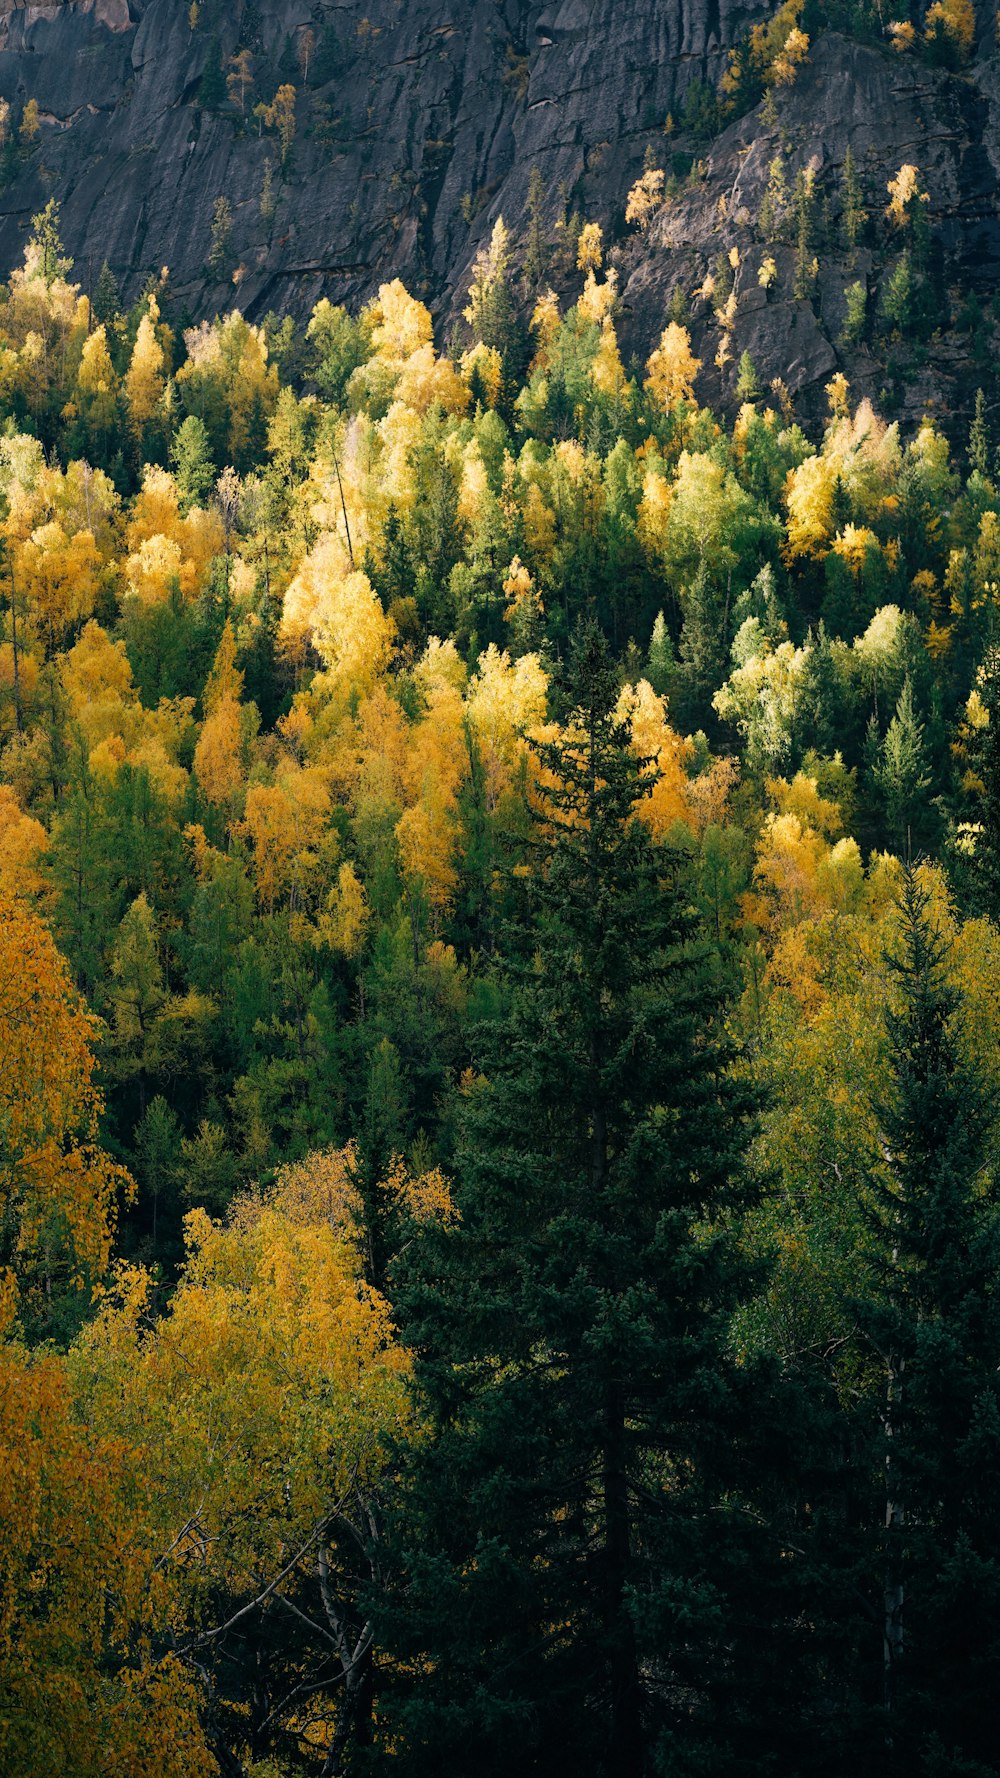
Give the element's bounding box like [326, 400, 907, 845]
[0, 0, 998, 423]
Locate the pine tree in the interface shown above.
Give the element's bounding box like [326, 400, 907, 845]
[841, 145, 867, 253]
[736, 348, 761, 402]
[169, 413, 215, 512]
[30, 198, 71, 283]
[679, 563, 728, 726]
[523, 165, 548, 289]
[963, 643, 1000, 919]
[854, 869, 1000, 1766]
[92, 260, 121, 325]
[875, 678, 932, 851]
[377, 625, 780, 1777]
[197, 37, 226, 109]
[968, 387, 990, 480]
[645, 607, 674, 694]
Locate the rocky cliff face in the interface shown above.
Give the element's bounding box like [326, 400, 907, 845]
[0, 0, 998, 426]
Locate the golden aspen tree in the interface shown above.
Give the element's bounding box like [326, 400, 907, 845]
[395, 343, 470, 416]
[261, 81, 296, 166]
[644, 321, 701, 410]
[625, 167, 665, 230]
[616, 678, 694, 836]
[460, 339, 504, 406]
[576, 220, 603, 272]
[885, 163, 928, 228]
[465, 642, 548, 809]
[193, 621, 249, 814]
[226, 47, 254, 113]
[0, 889, 130, 1292]
[282, 533, 394, 697]
[241, 763, 331, 912]
[315, 860, 370, 957]
[368, 278, 434, 361]
[784, 452, 837, 559]
[16, 520, 101, 652]
[924, 0, 975, 57]
[76, 324, 120, 443]
[59, 620, 135, 750]
[395, 638, 468, 912]
[19, 98, 39, 143]
[0, 1318, 212, 1778]
[0, 785, 48, 900]
[125, 295, 167, 435]
[577, 266, 618, 325]
[65, 1145, 444, 1773]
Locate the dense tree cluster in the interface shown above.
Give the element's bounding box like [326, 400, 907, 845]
[1, 201, 1000, 1776]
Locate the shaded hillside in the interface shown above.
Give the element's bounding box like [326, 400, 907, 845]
[0, 0, 998, 423]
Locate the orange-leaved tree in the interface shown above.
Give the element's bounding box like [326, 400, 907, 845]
[0, 889, 129, 1313]
[68, 1142, 452, 1772]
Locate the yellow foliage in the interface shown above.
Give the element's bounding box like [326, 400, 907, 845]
[194, 695, 245, 811]
[460, 340, 504, 407]
[315, 860, 370, 957]
[616, 679, 694, 836]
[578, 268, 618, 326]
[124, 296, 167, 432]
[282, 534, 395, 696]
[17, 521, 100, 647]
[0, 785, 47, 900]
[368, 278, 434, 361]
[576, 221, 603, 272]
[625, 168, 665, 229]
[886, 163, 928, 228]
[465, 643, 549, 809]
[241, 764, 332, 913]
[644, 322, 701, 411]
[784, 453, 836, 559]
[888, 18, 917, 48]
[394, 342, 470, 416]
[0, 890, 130, 1291]
[924, 0, 975, 54]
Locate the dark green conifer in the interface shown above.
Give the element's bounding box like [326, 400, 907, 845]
[377, 624, 783, 1777]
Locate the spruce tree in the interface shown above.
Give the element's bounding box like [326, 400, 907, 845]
[855, 869, 1000, 1769]
[169, 413, 215, 512]
[377, 625, 785, 1777]
[968, 387, 990, 481]
[875, 678, 932, 853]
[92, 260, 121, 326]
[957, 645, 1000, 925]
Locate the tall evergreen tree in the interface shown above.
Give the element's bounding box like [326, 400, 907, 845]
[376, 625, 786, 1777]
[854, 868, 1000, 1771]
[875, 678, 933, 853]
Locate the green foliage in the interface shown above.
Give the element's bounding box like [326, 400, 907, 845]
[0, 175, 997, 1776]
[379, 627, 783, 1775]
[197, 36, 226, 109]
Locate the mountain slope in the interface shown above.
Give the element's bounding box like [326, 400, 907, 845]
[0, 0, 998, 424]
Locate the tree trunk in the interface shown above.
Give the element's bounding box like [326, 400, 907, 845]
[883, 1352, 904, 1727]
[604, 1377, 643, 1778]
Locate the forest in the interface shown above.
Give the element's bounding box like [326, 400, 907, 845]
[2, 142, 1000, 1777]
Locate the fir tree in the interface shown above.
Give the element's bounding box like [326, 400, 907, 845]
[92, 260, 121, 326]
[968, 387, 990, 480]
[523, 165, 548, 289]
[197, 37, 226, 109]
[645, 607, 674, 694]
[377, 625, 783, 1777]
[875, 678, 932, 852]
[963, 643, 1000, 920]
[855, 869, 1000, 1766]
[169, 414, 216, 512]
[735, 349, 761, 402]
[841, 145, 867, 253]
